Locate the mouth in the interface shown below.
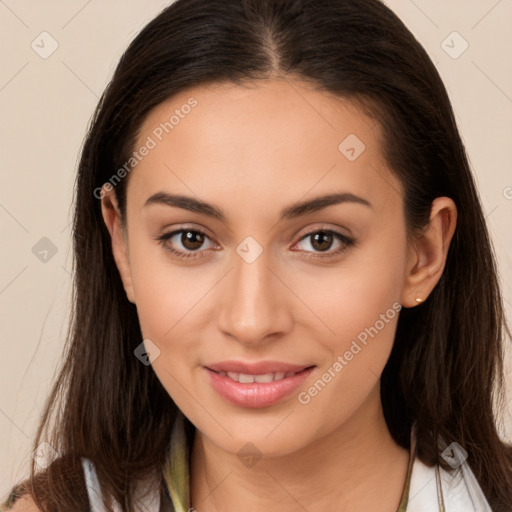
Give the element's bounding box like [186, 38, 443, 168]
[203, 362, 316, 408]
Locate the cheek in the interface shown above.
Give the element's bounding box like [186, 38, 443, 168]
[291, 224, 407, 344]
[128, 247, 210, 400]
[295, 298, 402, 435]
[127, 236, 213, 349]
[291, 228, 406, 408]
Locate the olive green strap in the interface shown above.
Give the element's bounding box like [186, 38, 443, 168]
[435, 463, 446, 512]
[396, 422, 417, 512]
[164, 412, 190, 512]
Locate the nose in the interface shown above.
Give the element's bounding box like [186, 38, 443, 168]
[216, 248, 293, 346]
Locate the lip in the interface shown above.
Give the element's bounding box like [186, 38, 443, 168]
[204, 363, 316, 408]
[205, 360, 312, 374]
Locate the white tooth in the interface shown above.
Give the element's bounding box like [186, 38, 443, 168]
[254, 373, 275, 383]
[224, 371, 297, 383]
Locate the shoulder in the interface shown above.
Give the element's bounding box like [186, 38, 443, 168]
[1, 456, 90, 511]
[3, 457, 162, 512]
[83, 458, 163, 512]
[438, 460, 493, 511]
[2, 496, 41, 511]
[407, 457, 492, 511]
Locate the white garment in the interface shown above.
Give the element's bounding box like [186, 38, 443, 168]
[81, 458, 162, 512]
[82, 455, 493, 511]
[407, 457, 493, 511]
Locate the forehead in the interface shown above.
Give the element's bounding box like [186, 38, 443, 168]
[127, 78, 402, 217]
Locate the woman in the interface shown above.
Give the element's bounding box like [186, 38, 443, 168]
[2, 0, 512, 510]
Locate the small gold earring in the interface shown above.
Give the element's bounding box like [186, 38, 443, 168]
[415, 297, 424, 303]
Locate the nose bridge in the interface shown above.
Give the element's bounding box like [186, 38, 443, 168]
[217, 244, 291, 343]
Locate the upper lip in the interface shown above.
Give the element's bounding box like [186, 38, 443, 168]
[205, 360, 314, 375]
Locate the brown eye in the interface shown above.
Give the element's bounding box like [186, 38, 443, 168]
[180, 230, 205, 250]
[155, 228, 216, 260]
[294, 229, 355, 258]
[310, 231, 335, 252]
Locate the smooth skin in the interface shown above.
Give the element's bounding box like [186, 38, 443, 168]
[8, 77, 457, 512]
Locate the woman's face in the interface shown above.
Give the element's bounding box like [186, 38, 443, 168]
[102, 78, 433, 456]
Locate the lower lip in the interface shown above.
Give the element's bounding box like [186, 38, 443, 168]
[204, 366, 315, 408]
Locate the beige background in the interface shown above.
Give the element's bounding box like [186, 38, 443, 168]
[1, 0, 511, 497]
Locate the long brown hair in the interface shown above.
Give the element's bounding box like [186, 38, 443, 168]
[3, 0, 512, 510]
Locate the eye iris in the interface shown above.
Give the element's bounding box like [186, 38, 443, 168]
[311, 231, 333, 252]
[182, 231, 204, 250]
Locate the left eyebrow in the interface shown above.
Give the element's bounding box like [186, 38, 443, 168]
[280, 192, 372, 220]
[143, 191, 372, 222]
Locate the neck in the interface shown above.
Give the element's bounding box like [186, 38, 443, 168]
[190, 384, 410, 512]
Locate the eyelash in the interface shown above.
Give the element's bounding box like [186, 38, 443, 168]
[155, 227, 356, 261]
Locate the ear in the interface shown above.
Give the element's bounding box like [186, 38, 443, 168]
[100, 184, 136, 304]
[401, 197, 457, 308]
